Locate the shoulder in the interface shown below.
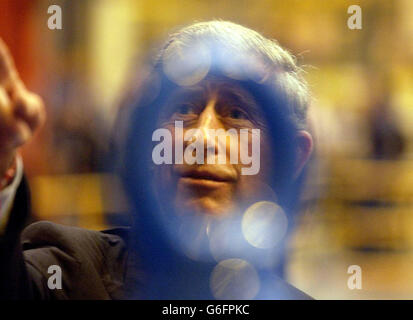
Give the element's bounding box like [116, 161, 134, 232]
[279, 282, 313, 300]
[258, 272, 313, 300]
[21, 221, 129, 253]
[21, 221, 131, 299]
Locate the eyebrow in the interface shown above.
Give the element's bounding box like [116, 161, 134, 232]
[215, 84, 262, 119]
[162, 80, 264, 121]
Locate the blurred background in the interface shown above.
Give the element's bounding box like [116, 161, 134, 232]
[1, 0, 412, 299]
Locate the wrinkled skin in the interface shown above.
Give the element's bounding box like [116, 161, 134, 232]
[153, 79, 313, 218]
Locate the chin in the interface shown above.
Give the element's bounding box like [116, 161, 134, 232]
[177, 196, 235, 217]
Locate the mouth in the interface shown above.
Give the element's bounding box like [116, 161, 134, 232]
[182, 170, 232, 182]
[178, 169, 236, 188]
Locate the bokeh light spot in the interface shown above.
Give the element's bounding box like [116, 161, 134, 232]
[163, 42, 211, 86]
[241, 201, 288, 249]
[210, 258, 260, 300]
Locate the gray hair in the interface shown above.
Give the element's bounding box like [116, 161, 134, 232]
[155, 20, 310, 129]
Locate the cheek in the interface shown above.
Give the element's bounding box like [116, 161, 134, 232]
[152, 123, 177, 205]
[237, 130, 273, 177]
[153, 165, 175, 206]
[153, 122, 179, 184]
[258, 133, 274, 177]
[235, 174, 278, 208]
[165, 124, 178, 152]
[234, 133, 276, 204]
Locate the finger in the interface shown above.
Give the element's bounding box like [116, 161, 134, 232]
[0, 86, 28, 150]
[13, 88, 46, 132]
[0, 38, 19, 87]
[0, 86, 13, 128]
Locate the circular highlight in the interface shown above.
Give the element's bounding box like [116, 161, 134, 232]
[241, 201, 288, 249]
[163, 42, 211, 86]
[210, 258, 260, 300]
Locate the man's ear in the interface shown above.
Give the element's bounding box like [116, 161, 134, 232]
[294, 130, 313, 179]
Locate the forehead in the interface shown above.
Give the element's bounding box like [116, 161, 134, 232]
[166, 78, 260, 111]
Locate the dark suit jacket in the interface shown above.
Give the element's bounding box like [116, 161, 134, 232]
[0, 178, 312, 300]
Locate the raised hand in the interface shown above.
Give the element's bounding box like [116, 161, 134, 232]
[0, 38, 45, 177]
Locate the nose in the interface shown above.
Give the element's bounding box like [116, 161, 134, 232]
[184, 98, 224, 158]
[197, 98, 223, 137]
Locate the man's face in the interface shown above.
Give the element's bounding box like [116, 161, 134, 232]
[153, 79, 276, 218]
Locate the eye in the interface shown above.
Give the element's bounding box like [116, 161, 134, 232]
[228, 108, 248, 120]
[177, 104, 194, 115]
